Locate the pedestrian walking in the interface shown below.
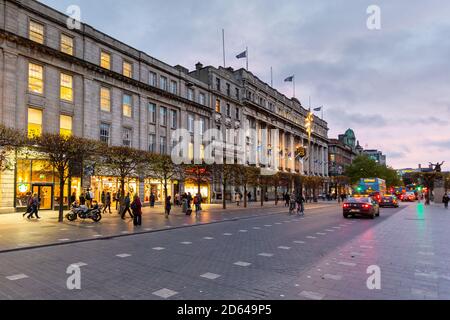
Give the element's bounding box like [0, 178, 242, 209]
[101, 191, 106, 207]
[248, 192, 252, 203]
[165, 196, 172, 218]
[121, 193, 134, 219]
[194, 194, 201, 215]
[70, 192, 77, 205]
[285, 193, 290, 207]
[27, 193, 41, 219]
[103, 192, 112, 214]
[79, 192, 86, 206]
[131, 195, 143, 226]
[23, 192, 33, 217]
[443, 193, 449, 209]
[85, 189, 93, 208]
[235, 192, 241, 206]
[150, 192, 156, 207]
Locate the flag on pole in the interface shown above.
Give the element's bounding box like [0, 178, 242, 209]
[236, 50, 247, 59]
[314, 107, 322, 112]
[284, 76, 294, 82]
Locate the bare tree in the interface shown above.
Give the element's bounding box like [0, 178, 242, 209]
[234, 165, 260, 208]
[0, 125, 25, 171]
[32, 133, 98, 222]
[100, 146, 147, 207]
[148, 153, 182, 210]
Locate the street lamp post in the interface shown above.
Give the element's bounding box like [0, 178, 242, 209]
[305, 111, 314, 177]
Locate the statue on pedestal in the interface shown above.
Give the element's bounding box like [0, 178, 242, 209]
[429, 161, 445, 173]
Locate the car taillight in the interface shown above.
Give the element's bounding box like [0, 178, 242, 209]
[362, 204, 371, 209]
[343, 204, 349, 208]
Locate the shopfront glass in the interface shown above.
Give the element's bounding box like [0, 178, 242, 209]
[144, 179, 175, 203]
[91, 177, 139, 206]
[184, 183, 209, 202]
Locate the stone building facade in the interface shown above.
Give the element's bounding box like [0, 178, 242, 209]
[0, 0, 329, 211]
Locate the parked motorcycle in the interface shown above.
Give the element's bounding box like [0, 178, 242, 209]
[66, 202, 102, 222]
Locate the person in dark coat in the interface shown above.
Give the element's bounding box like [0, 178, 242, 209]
[101, 191, 106, 207]
[103, 192, 112, 214]
[70, 192, 77, 205]
[27, 193, 41, 219]
[121, 193, 134, 219]
[443, 193, 449, 209]
[165, 196, 172, 218]
[79, 192, 86, 206]
[150, 192, 156, 207]
[131, 195, 143, 226]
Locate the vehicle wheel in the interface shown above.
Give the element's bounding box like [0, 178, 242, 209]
[343, 214, 349, 219]
[370, 213, 375, 219]
[92, 213, 102, 222]
[66, 213, 77, 222]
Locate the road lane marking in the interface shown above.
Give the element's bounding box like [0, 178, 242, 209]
[338, 262, 356, 267]
[418, 252, 435, 256]
[203, 237, 214, 240]
[307, 236, 317, 239]
[293, 241, 305, 244]
[6, 274, 29, 281]
[116, 254, 131, 258]
[252, 227, 261, 230]
[200, 273, 221, 280]
[322, 274, 343, 281]
[58, 238, 70, 242]
[325, 229, 334, 232]
[239, 230, 248, 233]
[223, 233, 233, 236]
[316, 233, 326, 235]
[264, 225, 272, 227]
[152, 247, 165, 251]
[152, 288, 178, 299]
[258, 253, 274, 257]
[300, 291, 324, 300]
[72, 262, 87, 267]
[181, 242, 192, 245]
[234, 261, 252, 267]
[278, 246, 291, 250]
[275, 223, 282, 225]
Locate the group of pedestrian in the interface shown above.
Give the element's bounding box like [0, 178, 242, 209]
[22, 192, 41, 219]
[100, 191, 112, 214]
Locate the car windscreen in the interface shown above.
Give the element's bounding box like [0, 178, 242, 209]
[347, 198, 370, 203]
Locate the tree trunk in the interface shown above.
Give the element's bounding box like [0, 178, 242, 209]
[244, 185, 247, 208]
[164, 177, 168, 212]
[58, 169, 65, 223]
[222, 180, 227, 210]
[260, 185, 264, 207]
[275, 186, 278, 205]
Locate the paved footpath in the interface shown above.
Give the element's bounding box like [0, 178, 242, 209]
[0, 201, 333, 252]
[0, 202, 449, 300]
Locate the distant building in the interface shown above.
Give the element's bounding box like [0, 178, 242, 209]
[363, 149, 387, 166]
[328, 129, 358, 176]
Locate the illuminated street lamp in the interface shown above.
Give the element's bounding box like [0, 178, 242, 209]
[305, 111, 314, 176]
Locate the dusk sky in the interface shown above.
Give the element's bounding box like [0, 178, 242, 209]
[40, 0, 450, 170]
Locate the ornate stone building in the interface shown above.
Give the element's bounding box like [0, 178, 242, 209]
[0, 0, 329, 211]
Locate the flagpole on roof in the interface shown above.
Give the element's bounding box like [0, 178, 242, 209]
[293, 75, 296, 98]
[222, 29, 226, 67]
[246, 47, 249, 70]
[270, 67, 273, 87]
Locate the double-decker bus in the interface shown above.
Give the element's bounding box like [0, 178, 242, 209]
[355, 178, 387, 203]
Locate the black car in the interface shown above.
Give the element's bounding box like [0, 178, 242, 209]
[379, 195, 399, 208]
[343, 197, 380, 219]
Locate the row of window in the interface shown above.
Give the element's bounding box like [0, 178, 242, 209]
[215, 99, 240, 119]
[28, 20, 209, 107]
[27, 107, 72, 138]
[215, 78, 240, 100]
[28, 63, 73, 102]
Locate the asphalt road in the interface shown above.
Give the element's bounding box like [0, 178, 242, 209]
[1, 202, 449, 300]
